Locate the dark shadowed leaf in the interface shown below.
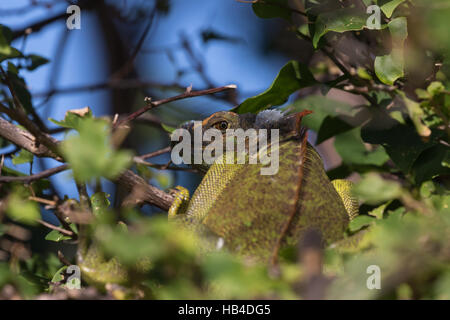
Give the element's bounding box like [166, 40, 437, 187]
[316, 115, 354, 144]
[313, 8, 367, 48]
[252, 0, 292, 21]
[234, 61, 316, 114]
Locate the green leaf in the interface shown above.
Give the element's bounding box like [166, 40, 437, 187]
[45, 230, 71, 242]
[49, 107, 93, 130]
[374, 51, 404, 85]
[316, 115, 354, 144]
[252, 0, 291, 21]
[6, 192, 40, 225]
[398, 91, 431, 138]
[312, 8, 367, 48]
[361, 113, 443, 174]
[7, 70, 32, 112]
[334, 128, 389, 166]
[0, 25, 21, 62]
[161, 123, 176, 134]
[286, 95, 353, 132]
[427, 81, 445, 97]
[379, 0, 406, 18]
[348, 215, 376, 232]
[60, 117, 133, 182]
[368, 201, 392, 219]
[353, 173, 403, 205]
[26, 54, 49, 71]
[51, 266, 68, 283]
[412, 145, 450, 185]
[234, 60, 316, 114]
[374, 17, 408, 85]
[12, 149, 33, 165]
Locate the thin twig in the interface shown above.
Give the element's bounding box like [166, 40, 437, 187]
[0, 164, 69, 183]
[113, 84, 237, 128]
[37, 219, 74, 236]
[134, 157, 198, 173]
[28, 196, 57, 207]
[136, 146, 171, 160]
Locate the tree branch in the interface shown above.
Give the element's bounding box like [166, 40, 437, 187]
[113, 84, 237, 128]
[0, 164, 69, 183]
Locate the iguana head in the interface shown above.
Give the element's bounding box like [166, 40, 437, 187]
[171, 110, 311, 173]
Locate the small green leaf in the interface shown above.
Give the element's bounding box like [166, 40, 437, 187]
[334, 128, 389, 166]
[26, 54, 49, 71]
[287, 95, 353, 132]
[357, 67, 372, 80]
[313, 8, 367, 48]
[234, 61, 316, 114]
[12, 149, 33, 165]
[45, 230, 71, 242]
[161, 123, 176, 134]
[374, 17, 408, 85]
[49, 107, 93, 130]
[398, 91, 431, 138]
[348, 215, 376, 232]
[380, 0, 406, 18]
[353, 173, 403, 205]
[6, 192, 40, 225]
[0, 26, 21, 62]
[368, 201, 392, 219]
[427, 81, 445, 97]
[60, 117, 133, 182]
[51, 266, 68, 283]
[374, 51, 404, 85]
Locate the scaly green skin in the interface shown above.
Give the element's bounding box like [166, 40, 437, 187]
[170, 110, 358, 262]
[77, 110, 358, 286]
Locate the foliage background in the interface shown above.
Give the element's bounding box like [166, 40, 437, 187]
[0, 0, 449, 299]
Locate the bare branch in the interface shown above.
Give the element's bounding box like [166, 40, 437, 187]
[116, 170, 174, 211]
[0, 117, 60, 159]
[136, 146, 171, 160]
[36, 219, 74, 237]
[114, 84, 237, 128]
[0, 164, 69, 183]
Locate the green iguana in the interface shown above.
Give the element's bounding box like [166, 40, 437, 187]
[76, 109, 358, 286]
[168, 110, 358, 264]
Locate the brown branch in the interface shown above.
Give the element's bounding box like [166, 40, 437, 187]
[12, 11, 67, 40]
[36, 219, 74, 237]
[32, 79, 188, 98]
[0, 117, 59, 159]
[136, 146, 171, 160]
[0, 164, 69, 183]
[114, 84, 237, 128]
[116, 170, 174, 211]
[133, 157, 199, 173]
[0, 67, 61, 157]
[0, 108, 175, 211]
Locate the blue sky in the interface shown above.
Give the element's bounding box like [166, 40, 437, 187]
[0, 0, 289, 220]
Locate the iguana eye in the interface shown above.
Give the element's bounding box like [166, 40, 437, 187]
[214, 121, 228, 130]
